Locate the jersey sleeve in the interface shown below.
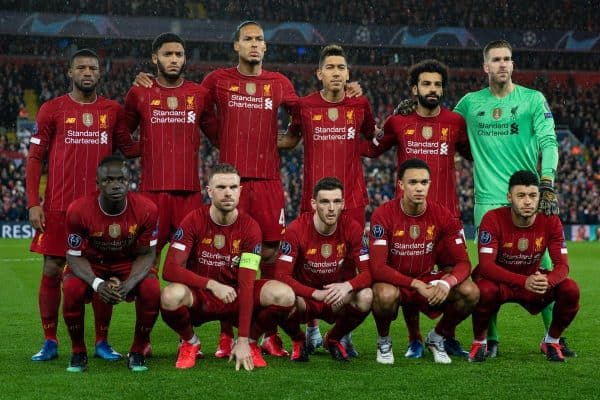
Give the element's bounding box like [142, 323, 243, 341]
[274, 222, 315, 298]
[162, 213, 210, 289]
[478, 212, 527, 287]
[437, 215, 471, 287]
[124, 87, 141, 133]
[65, 201, 89, 257]
[113, 104, 140, 158]
[345, 219, 371, 290]
[532, 92, 558, 180]
[236, 219, 262, 338]
[360, 115, 396, 158]
[26, 102, 54, 207]
[280, 75, 299, 112]
[453, 94, 469, 118]
[360, 98, 376, 139]
[454, 114, 472, 161]
[368, 206, 414, 288]
[198, 88, 219, 146]
[136, 200, 159, 248]
[545, 216, 569, 287]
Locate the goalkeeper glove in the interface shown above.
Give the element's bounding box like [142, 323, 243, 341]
[393, 99, 417, 116]
[538, 178, 559, 216]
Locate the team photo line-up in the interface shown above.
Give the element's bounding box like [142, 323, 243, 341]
[26, 20, 579, 372]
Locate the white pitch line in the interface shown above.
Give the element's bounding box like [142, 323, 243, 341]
[0, 257, 41, 262]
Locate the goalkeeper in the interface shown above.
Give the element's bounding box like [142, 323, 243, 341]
[395, 40, 574, 358]
[62, 155, 161, 372]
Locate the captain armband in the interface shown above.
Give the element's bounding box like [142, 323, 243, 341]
[239, 252, 261, 271]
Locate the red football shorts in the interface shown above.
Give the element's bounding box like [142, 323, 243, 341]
[188, 279, 269, 326]
[299, 297, 337, 324]
[141, 191, 203, 250]
[397, 271, 447, 319]
[238, 179, 285, 242]
[30, 210, 68, 257]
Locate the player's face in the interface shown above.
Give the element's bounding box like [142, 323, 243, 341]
[97, 162, 130, 202]
[508, 185, 539, 219]
[413, 72, 443, 109]
[234, 24, 266, 65]
[317, 56, 349, 93]
[153, 42, 185, 79]
[399, 168, 430, 205]
[207, 173, 241, 212]
[68, 56, 100, 93]
[311, 189, 344, 227]
[484, 47, 513, 85]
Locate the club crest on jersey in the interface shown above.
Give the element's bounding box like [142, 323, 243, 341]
[67, 233, 83, 248]
[535, 236, 544, 251]
[336, 243, 345, 257]
[441, 127, 448, 141]
[409, 225, 420, 239]
[263, 84, 271, 97]
[167, 97, 178, 110]
[246, 82, 256, 95]
[518, 238, 529, 252]
[82, 113, 93, 127]
[426, 225, 435, 240]
[321, 244, 332, 258]
[421, 126, 432, 140]
[232, 239, 241, 254]
[99, 114, 107, 128]
[346, 110, 354, 123]
[186, 96, 195, 110]
[108, 224, 121, 239]
[213, 234, 225, 249]
[492, 108, 502, 120]
[128, 224, 138, 236]
[328, 108, 339, 121]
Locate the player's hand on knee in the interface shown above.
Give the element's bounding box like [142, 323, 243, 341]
[133, 72, 154, 88]
[428, 280, 450, 305]
[207, 280, 237, 303]
[393, 99, 417, 116]
[29, 206, 45, 232]
[323, 282, 352, 306]
[538, 178, 559, 216]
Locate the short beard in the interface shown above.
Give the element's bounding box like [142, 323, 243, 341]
[157, 60, 183, 81]
[417, 94, 440, 110]
[73, 81, 97, 94]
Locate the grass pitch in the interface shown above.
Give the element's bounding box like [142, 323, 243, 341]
[0, 239, 596, 400]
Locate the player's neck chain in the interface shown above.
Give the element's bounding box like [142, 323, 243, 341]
[98, 197, 127, 217]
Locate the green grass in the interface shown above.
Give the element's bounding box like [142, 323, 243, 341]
[0, 239, 596, 400]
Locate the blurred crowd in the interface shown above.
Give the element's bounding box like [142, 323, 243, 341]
[1, 56, 598, 225]
[4, 0, 598, 32]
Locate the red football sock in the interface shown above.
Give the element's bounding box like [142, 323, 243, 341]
[329, 304, 369, 341]
[220, 320, 235, 337]
[39, 274, 62, 340]
[280, 310, 305, 342]
[161, 305, 195, 341]
[62, 276, 88, 353]
[130, 278, 160, 353]
[92, 293, 113, 343]
[251, 304, 293, 340]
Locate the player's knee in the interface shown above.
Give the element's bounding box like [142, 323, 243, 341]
[137, 277, 161, 306]
[263, 281, 295, 307]
[43, 256, 66, 277]
[372, 283, 398, 312]
[160, 283, 188, 310]
[556, 278, 580, 305]
[475, 279, 498, 305]
[457, 280, 480, 305]
[62, 278, 87, 311]
[354, 287, 373, 312]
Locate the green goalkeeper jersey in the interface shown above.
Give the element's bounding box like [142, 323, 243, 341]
[454, 84, 558, 205]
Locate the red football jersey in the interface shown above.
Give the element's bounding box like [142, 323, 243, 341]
[275, 212, 371, 298]
[201, 67, 298, 179]
[288, 92, 376, 211]
[363, 108, 470, 218]
[369, 199, 471, 288]
[477, 207, 569, 288]
[125, 80, 216, 191]
[26, 94, 139, 211]
[66, 192, 158, 265]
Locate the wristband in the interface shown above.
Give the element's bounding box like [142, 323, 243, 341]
[92, 277, 105, 292]
[430, 280, 450, 290]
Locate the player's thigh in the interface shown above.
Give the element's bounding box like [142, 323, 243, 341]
[31, 210, 68, 259]
[239, 179, 285, 242]
[189, 289, 238, 326]
[140, 191, 171, 246]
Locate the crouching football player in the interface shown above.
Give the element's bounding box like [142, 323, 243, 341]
[63, 156, 161, 372]
[275, 177, 372, 362]
[159, 163, 295, 371]
[468, 170, 580, 362]
[369, 159, 479, 365]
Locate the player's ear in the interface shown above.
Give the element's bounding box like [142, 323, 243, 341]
[233, 40, 240, 53]
[411, 85, 418, 96]
[151, 53, 158, 66]
[311, 198, 317, 211]
[506, 191, 512, 204]
[483, 62, 489, 74]
[316, 67, 323, 82]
